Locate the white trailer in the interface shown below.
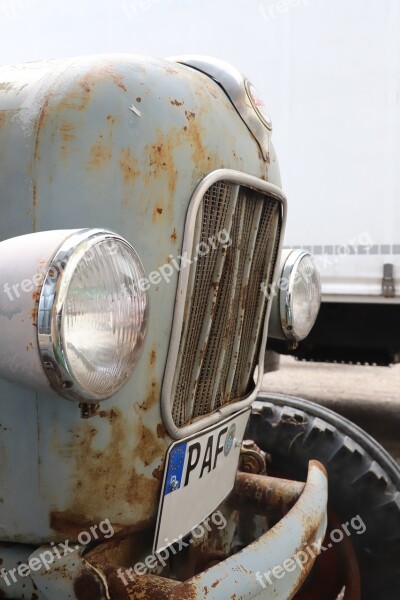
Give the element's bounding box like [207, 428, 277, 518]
[256, 0, 400, 363]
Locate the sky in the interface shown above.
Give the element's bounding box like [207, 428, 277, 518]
[1, 0, 399, 244]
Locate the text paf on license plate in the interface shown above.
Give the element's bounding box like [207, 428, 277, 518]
[154, 408, 250, 553]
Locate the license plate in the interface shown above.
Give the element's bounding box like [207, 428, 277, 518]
[153, 408, 250, 553]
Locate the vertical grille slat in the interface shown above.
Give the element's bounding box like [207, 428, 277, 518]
[193, 195, 245, 416]
[222, 192, 264, 405]
[232, 200, 280, 396]
[171, 180, 281, 428]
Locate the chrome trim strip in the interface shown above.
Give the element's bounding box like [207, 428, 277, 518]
[161, 169, 287, 439]
[280, 249, 308, 339]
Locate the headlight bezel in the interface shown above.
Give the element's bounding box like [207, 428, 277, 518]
[279, 249, 321, 341]
[37, 228, 148, 403]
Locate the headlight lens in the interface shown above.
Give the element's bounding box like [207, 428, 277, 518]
[38, 229, 148, 402]
[280, 251, 321, 341]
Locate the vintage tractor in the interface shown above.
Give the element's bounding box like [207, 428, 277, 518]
[0, 54, 399, 599]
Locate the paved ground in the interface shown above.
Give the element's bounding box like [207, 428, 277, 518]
[262, 356, 400, 464]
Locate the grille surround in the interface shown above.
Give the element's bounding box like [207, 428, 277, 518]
[161, 170, 287, 439]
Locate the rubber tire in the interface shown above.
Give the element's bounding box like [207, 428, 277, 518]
[246, 392, 400, 600]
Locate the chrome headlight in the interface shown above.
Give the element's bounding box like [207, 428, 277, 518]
[38, 229, 148, 402]
[268, 250, 321, 342]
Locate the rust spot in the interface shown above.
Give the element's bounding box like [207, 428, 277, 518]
[88, 115, 115, 169]
[78, 80, 92, 94]
[171, 228, 177, 243]
[152, 465, 163, 481]
[59, 121, 75, 143]
[135, 425, 162, 467]
[185, 110, 196, 121]
[136, 96, 142, 103]
[149, 349, 157, 365]
[32, 183, 37, 210]
[185, 119, 207, 166]
[29, 286, 42, 326]
[147, 136, 178, 197]
[74, 573, 104, 600]
[156, 423, 167, 439]
[50, 402, 165, 541]
[111, 73, 127, 92]
[53, 65, 127, 121]
[77, 66, 127, 94]
[137, 380, 159, 411]
[89, 134, 112, 168]
[106, 567, 180, 599]
[171, 99, 184, 106]
[229, 472, 304, 516]
[152, 207, 163, 219]
[310, 459, 328, 478]
[119, 148, 139, 184]
[165, 66, 179, 76]
[32, 181, 37, 232]
[26, 342, 34, 352]
[50, 511, 103, 541]
[34, 96, 50, 162]
[98, 408, 119, 421]
[56, 82, 92, 112]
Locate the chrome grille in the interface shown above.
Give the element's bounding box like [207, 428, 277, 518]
[171, 180, 281, 428]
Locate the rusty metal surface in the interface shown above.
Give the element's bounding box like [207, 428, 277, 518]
[0, 461, 326, 599]
[239, 440, 269, 474]
[0, 54, 280, 545]
[295, 511, 361, 600]
[28, 544, 109, 600]
[229, 472, 305, 516]
[164, 460, 328, 599]
[0, 543, 48, 599]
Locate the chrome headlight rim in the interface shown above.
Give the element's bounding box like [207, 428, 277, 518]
[279, 249, 321, 341]
[37, 228, 147, 403]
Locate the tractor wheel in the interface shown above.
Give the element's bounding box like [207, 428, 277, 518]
[246, 393, 400, 600]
